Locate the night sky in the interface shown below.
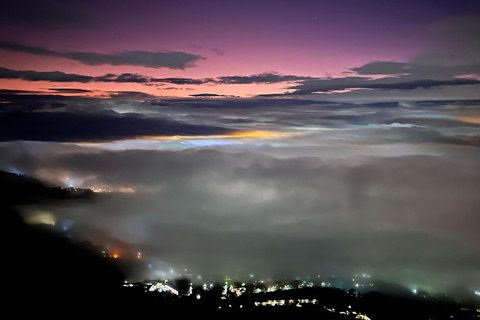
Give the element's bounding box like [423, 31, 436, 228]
[1, 0, 480, 293]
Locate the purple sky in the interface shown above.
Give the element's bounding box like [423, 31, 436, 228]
[1, 0, 479, 96]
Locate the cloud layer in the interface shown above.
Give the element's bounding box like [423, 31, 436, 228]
[3, 147, 479, 289]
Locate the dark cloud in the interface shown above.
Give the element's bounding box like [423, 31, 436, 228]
[216, 72, 311, 84]
[415, 99, 480, 108]
[366, 78, 480, 89]
[349, 16, 480, 89]
[288, 77, 480, 95]
[0, 42, 203, 69]
[64, 51, 203, 69]
[48, 88, 93, 93]
[0, 91, 81, 102]
[352, 59, 480, 80]
[351, 61, 409, 75]
[211, 48, 225, 56]
[150, 77, 212, 85]
[151, 72, 310, 85]
[189, 93, 236, 97]
[0, 111, 232, 142]
[0, 90, 89, 111]
[0, 67, 154, 84]
[161, 87, 183, 91]
[97, 73, 149, 83]
[0, 67, 94, 83]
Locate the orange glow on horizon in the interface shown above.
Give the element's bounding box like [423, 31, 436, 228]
[456, 116, 480, 124]
[75, 130, 295, 146]
[140, 130, 293, 141]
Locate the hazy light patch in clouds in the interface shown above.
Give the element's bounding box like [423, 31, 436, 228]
[456, 115, 480, 124]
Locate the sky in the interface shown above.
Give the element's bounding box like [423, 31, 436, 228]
[1, 0, 480, 293]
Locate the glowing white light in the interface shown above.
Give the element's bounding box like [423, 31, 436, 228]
[23, 210, 56, 226]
